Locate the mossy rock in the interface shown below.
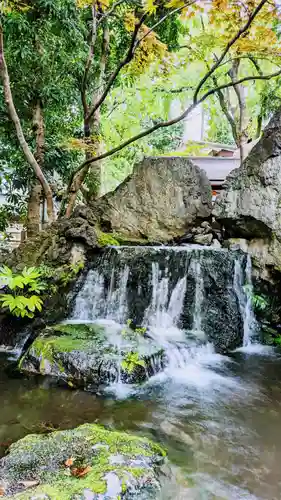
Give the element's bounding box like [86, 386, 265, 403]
[0, 423, 167, 499]
[19, 323, 164, 389]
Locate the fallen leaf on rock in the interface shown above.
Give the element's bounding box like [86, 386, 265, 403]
[0, 487, 5, 496]
[64, 457, 74, 467]
[20, 480, 39, 488]
[71, 465, 92, 478]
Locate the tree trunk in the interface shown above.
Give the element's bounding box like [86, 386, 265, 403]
[65, 22, 109, 217]
[0, 25, 54, 222]
[26, 182, 42, 237]
[26, 100, 46, 237]
[229, 60, 248, 163]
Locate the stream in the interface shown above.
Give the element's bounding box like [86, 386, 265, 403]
[1, 347, 281, 499]
[1, 246, 281, 499]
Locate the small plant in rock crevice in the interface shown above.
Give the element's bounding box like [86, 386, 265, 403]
[121, 319, 147, 338]
[0, 265, 44, 318]
[121, 352, 146, 374]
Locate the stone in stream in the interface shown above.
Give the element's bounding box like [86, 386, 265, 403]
[19, 323, 164, 389]
[0, 423, 166, 499]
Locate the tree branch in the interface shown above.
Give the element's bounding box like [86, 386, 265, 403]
[134, 1, 195, 50]
[86, 12, 147, 121]
[81, 2, 98, 116]
[213, 76, 239, 145]
[69, 67, 281, 184]
[229, 59, 247, 161]
[193, 0, 269, 102]
[97, 0, 126, 25]
[86, 1, 195, 122]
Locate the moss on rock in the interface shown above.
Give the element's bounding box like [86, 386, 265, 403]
[0, 423, 166, 499]
[96, 230, 120, 247]
[19, 323, 164, 389]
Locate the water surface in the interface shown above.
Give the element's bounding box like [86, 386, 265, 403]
[1, 347, 281, 499]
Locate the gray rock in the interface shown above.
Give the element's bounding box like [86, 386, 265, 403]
[201, 221, 211, 231]
[214, 109, 281, 240]
[0, 424, 166, 499]
[194, 233, 213, 245]
[20, 323, 164, 389]
[91, 157, 212, 241]
[211, 239, 222, 249]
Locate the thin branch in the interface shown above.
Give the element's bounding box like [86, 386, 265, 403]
[219, 54, 281, 70]
[69, 68, 281, 181]
[201, 69, 281, 103]
[155, 86, 194, 94]
[106, 99, 126, 118]
[86, 12, 147, 121]
[135, 1, 195, 50]
[86, 2, 195, 121]
[193, 0, 269, 102]
[213, 76, 238, 145]
[248, 55, 263, 76]
[97, 0, 126, 25]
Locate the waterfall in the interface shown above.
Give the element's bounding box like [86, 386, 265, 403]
[71, 265, 129, 323]
[143, 262, 187, 340]
[70, 246, 252, 376]
[190, 257, 204, 337]
[234, 255, 256, 347]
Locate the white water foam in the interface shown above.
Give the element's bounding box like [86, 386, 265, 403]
[71, 266, 129, 323]
[69, 248, 264, 393]
[234, 255, 257, 347]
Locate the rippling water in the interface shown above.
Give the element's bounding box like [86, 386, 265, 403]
[1, 346, 281, 499]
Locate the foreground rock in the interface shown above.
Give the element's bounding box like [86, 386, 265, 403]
[91, 157, 212, 242]
[0, 423, 166, 499]
[19, 323, 164, 389]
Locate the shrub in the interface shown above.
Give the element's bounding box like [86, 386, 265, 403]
[0, 265, 44, 318]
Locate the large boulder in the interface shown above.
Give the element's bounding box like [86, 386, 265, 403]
[213, 109, 281, 240]
[0, 423, 166, 499]
[19, 323, 164, 389]
[91, 157, 212, 241]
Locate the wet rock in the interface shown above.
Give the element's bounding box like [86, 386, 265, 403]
[193, 233, 213, 245]
[0, 423, 166, 499]
[70, 247, 246, 353]
[211, 239, 222, 249]
[19, 323, 164, 389]
[91, 157, 212, 242]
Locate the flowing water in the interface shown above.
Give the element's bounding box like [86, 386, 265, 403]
[1, 246, 281, 499]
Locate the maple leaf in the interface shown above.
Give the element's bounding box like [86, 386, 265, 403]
[71, 465, 92, 478]
[64, 457, 74, 467]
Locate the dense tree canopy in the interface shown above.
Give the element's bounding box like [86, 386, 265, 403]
[0, 0, 280, 234]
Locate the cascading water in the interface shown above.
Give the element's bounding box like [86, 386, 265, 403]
[190, 256, 205, 337]
[69, 246, 256, 385]
[234, 254, 257, 347]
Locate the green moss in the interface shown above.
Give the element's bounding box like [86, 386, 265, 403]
[3, 424, 165, 499]
[20, 323, 107, 375]
[97, 229, 150, 247]
[97, 229, 120, 247]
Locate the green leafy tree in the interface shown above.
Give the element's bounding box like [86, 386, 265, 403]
[1, 0, 281, 227]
